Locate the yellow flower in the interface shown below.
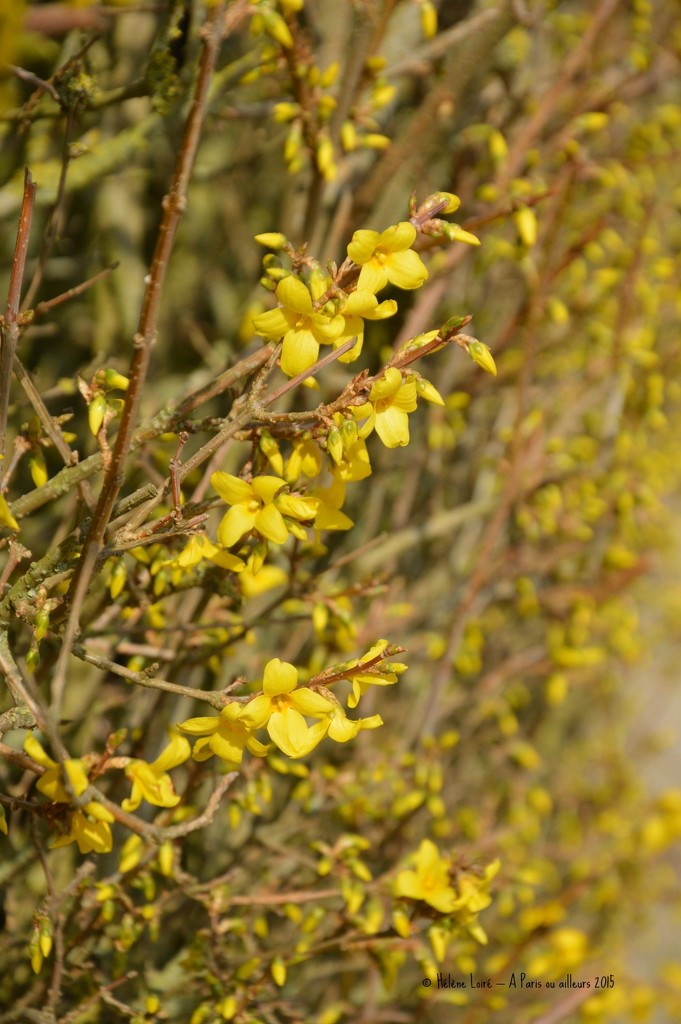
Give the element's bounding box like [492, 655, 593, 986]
[346, 222, 428, 293]
[311, 473, 354, 531]
[326, 704, 383, 742]
[178, 703, 270, 766]
[51, 804, 115, 855]
[23, 735, 114, 853]
[122, 729, 190, 812]
[171, 533, 245, 572]
[356, 368, 418, 448]
[24, 734, 89, 802]
[394, 839, 458, 913]
[252, 277, 345, 376]
[285, 435, 324, 481]
[336, 434, 372, 482]
[334, 289, 398, 362]
[238, 658, 333, 758]
[343, 639, 404, 709]
[212, 471, 319, 548]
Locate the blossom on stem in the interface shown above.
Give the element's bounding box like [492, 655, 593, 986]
[334, 289, 398, 362]
[178, 703, 270, 766]
[23, 735, 114, 854]
[354, 368, 418, 448]
[252, 277, 345, 377]
[394, 839, 458, 913]
[212, 471, 319, 548]
[238, 658, 333, 758]
[346, 222, 428, 293]
[122, 729, 190, 812]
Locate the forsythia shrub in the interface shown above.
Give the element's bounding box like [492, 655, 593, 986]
[1, 1, 681, 1022]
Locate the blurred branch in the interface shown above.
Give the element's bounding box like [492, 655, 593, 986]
[0, 169, 36, 474]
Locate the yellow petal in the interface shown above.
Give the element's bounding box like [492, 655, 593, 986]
[263, 658, 298, 695]
[347, 229, 380, 264]
[276, 276, 313, 314]
[254, 502, 289, 544]
[218, 506, 257, 548]
[211, 472, 254, 505]
[281, 328, 320, 377]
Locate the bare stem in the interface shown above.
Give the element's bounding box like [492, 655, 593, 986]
[0, 169, 37, 473]
[50, 1, 235, 716]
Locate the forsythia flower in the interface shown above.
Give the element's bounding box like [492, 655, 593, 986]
[122, 729, 190, 812]
[335, 290, 398, 362]
[346, 222, 428, 293]
[52, 805, 115, 855]
[311, 473, 354, 531]
[24, 735, 90, 802]
[343, 639, 405, 708]
[252, 277, 345, 377]
[394, 839, 458, 913]
[24, 735, 114, 854]
[355, 368, 418, 448]
[238, 658, 332, 758]
[178, 703, 270, 766]
[285, 435, 324, 481]
[212, 471, 319, 548]
[325, 704, 383, 742]
[170, 533, 245, 572]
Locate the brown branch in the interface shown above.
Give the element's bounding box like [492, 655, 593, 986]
[0, 169, 36, 472]
[50, 1, 238, 716]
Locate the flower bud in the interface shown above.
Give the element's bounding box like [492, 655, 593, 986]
[88, 394, 107, 436]
[467, 339, 497, 376]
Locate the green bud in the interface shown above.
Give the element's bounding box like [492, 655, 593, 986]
[34, 607, 50, 642]
[26, 644, 40, 672]
[340, 417, 358, 450]
[103, 368, 130, 391]
[327, 427, 343, 465]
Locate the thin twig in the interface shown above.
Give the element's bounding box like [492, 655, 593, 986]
[72, 643, 227, 708]
[49, 1, 236, 717]
[0, 169, 36, 473]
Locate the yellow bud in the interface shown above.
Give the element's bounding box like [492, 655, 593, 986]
[0, 494, 19, 531]
[362, 133, 391, 150]
[327, 427, 343, 465]
[467, 339, 497, 376]
[158, 840, 174, 877]
[29, 453, 48, 488]
[341, 120, 357, 151]
[145, 995, 160, 1015]
[88, 394, 107, 436]
[488, 129, 508, 162]
[320, 61, 339, 87]
[420, 0, 438, 39]
[254, 232, 288, 249]
[316, 136, 336, 179]
[271, 958, 287, 986]
[392, 908, 411, 938]
[109, 560, 127, 600]
[34, 607, 50, 642]
[514, 205, 537, 247]
[261, 9, 293, 48]
[444, 223, 480, 245]
[272, 102, 299, 123]
[26, 644, 40, 672]
[102, 368, 129, 391]
[0, 805, 8, 835]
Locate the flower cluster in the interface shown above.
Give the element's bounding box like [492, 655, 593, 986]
[178, 646, 402, 762]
